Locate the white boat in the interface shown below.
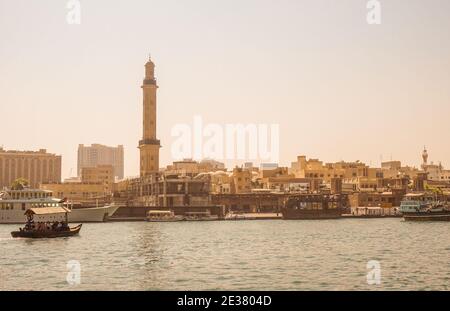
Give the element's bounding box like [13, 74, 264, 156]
[0, 189, 119, 224]
[146, 210, 184, 222]
[224, 213, 252, 221]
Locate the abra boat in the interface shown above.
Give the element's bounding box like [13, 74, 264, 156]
[146, 210, 184, 222]
[184, 211, 219, 221]
[281, 194, 347, 220]
[400, 193, 450, 221]
[11, 207, 82, 239]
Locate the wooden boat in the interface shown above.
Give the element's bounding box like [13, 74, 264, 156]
[281, 194, 348, 220]
[146, 210, 184, 222]
[11, 224, 82, 238]
[11, 207, 82, 239]
[184, 211, 219, 221]
[400, 194, 450, 222]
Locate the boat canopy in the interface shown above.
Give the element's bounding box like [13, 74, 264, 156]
[24, 207, 71, 216]
[405, 193, 425, 198]
[148, 210, 173, 214]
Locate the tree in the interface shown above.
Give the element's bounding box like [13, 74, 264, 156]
[10, 178, 30, 190]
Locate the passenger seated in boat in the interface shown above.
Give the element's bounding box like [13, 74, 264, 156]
[38, 222, 45, 231]
[61, 222, 69, 230]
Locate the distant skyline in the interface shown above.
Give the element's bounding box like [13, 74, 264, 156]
[1, 0, 450, 179]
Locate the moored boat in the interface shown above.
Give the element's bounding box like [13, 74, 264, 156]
[281, 194, 347, 220]
[400, 193, 450, 221]
[184, 211, 219, 221]
[0, 188, 117, 223]
[146, 210, 184, 222]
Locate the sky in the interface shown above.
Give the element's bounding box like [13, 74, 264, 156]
[1, 0, 450, 179]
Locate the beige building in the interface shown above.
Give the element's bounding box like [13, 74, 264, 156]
[78, 144, 124, 180]
[421, 148, 450, 181]
[0, 147, 61, 189]
[259, 166, 291, 179]
[381, 160, 419, 179]
[41, 164, 115, 204]
[164, 159, 226, 177]
[40, 182, 109, 205]
[139, 57, 161, 177]
[262, 177, 319, 193]
[291, 155, 372, 182]
[231, 167, 252, 194]
[209, 171, 233, 194]
[81, 165, 115, 192]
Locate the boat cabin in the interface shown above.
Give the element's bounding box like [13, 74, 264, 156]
[147, 210, 176, 218]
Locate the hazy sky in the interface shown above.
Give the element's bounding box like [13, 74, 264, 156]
[1, 0, 450, 178]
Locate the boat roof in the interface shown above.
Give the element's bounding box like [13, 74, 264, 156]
[25, 207, 70, 215]
[405, 193, 425, 197]
[0, 198, 62, 203]
[7, 189, 52, 193]
[148, 210, 173, 214]
[356, 206, 382, 210]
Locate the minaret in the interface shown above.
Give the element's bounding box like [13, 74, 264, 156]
[422, 147, 428, 164]
[139, 56, 160, 177]
[421, 146, 428, 170]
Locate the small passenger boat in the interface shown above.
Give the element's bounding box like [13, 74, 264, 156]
[146, 210, 184, 222]
[184, 211, 219, 221]
[11, 207, 82, 238]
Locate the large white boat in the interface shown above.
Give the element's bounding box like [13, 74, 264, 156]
[0, 189, 120, 224]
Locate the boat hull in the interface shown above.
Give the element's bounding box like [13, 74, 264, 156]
[0, 206, 112, 224]
[11, 224, 82, 239]
[403, 212, 450, 221]
[147, 219, 185, 222]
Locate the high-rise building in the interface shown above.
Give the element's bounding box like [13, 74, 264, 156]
[0, 147, 61, 189]
[139, 56, 161, 177]
[77, 144, 124, 180]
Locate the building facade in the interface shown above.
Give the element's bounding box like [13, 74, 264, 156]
[164, 159, 226, 177]
[81, 165, 115, 193]
[78, 144, 124, 180]
[40, 182, 110, 206]
[421, 147, 450, 181]
[0, 147, 61, 189]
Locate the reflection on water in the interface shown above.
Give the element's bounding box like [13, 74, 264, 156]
[0, 219, 449, 290]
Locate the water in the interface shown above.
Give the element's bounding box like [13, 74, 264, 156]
[0, 219, 449, 291]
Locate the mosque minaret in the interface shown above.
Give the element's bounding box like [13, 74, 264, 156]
[139, 56, 160, 177]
